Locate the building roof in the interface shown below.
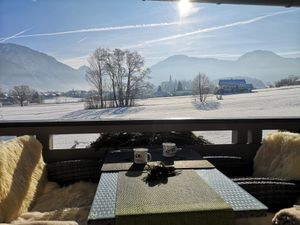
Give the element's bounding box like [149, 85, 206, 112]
[219, 79, 247, 85]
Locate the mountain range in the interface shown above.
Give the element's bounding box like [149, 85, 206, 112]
[1, 43, 299, 91]
[0, 43, 89, 91]
[150, 51, 300, 85]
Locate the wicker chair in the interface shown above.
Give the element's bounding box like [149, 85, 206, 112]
[46, 159, 101, 186]
[232, 177, 300, 211]
[203, 156, 300, 212]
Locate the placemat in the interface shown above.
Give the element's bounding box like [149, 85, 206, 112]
[102, 160, 214, 172]
[116, 170, 233, 225]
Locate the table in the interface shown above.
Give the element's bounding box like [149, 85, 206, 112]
[88, 150, 268, 225]
[102, 149, 215, 172]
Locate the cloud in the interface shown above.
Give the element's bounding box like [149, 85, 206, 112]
[124, 34, 216, 49]
[0, 22, 181, 41]
[0, 28, 32, 43]
[131, 9, 299, 48]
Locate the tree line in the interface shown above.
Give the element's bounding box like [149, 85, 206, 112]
[0, 85, 40, 106]
[85, 48, 151, 109]
[157, 77, 192, 95]
[0, 73, 215, 107]
[274, 75, 300, 87]
[156, 73, 217, 103]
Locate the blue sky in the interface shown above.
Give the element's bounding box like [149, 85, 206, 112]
[0, 0, 300, 68]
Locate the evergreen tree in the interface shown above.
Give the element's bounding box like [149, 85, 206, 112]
[177, 81, 183, 91]
[157, 85, 162, 92]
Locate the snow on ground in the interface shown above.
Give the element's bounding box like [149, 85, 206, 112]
[52, 133, 100, 149]
[48, 85, 300, 120]
[0, 102, 85, 120]
[42, 97, 83, 104]
[0, 86, 299, 146]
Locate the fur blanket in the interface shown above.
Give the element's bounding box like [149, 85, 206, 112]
[253, 132, 300, 180]
[0, 136, 97, 225]
[5, 221, 78, 225]
[11, 182, 97, 225]
[0, 136, 47, 222]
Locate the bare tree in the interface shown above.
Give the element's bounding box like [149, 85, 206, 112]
[215, 87, 223, 100]
[128, 68, 151, 105]
[275, 75, 300, 87]
[86, 48, 108, 108]
[192, 73, 214, 103]
[104, 49, 119, 107]
[85, 47, 150, 109]
[0, 87, 4, 107]
[10, 85, 34, 106]
[125, 51, 144, 105]
[104, 48, 150, 107]
[0, 88, 3, 98]
[113, 49, 126, 107]
[31, 91, 42, 104]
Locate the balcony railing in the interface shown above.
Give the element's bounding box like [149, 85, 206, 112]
[0, 117, 299, 163]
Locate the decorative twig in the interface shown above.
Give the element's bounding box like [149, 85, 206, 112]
[144, 162, 180, 182]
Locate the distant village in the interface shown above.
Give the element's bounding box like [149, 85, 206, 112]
[1, 75, 299, 107]
[154, 76, 254, 97]
[0, 89, 89, 107]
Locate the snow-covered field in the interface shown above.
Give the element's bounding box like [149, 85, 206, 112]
[42, 97, 83, 104]
[1, 86, 299, 146]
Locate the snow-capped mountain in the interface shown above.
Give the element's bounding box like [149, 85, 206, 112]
[0, 43, 89, 91]
[150, 50, 300, 85]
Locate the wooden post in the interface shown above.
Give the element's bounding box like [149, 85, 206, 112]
[36, 132, 52, 163]
[248, 129, 262, 144]
[232, 129, 248, 144]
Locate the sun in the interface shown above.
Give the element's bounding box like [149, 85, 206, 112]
[178, 0, 192, 18]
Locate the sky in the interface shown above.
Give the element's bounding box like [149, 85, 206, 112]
[0, 0, 300, 69]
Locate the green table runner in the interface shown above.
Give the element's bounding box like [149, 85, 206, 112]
[116, 170, 233, 225]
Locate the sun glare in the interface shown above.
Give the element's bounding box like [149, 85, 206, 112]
[178, 0, 192, 18]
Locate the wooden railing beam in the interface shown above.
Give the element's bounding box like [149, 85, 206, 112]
[0, 118, 299, 162]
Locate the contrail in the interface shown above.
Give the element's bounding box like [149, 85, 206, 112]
[77, 37, 87, 43]
[0, 28, 32, 43]
[0, 22, 181, 40]
[133, 9, 299, 48]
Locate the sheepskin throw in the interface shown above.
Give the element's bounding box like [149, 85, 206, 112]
[253, 132, 300, 180]
[0, 136, 47, 222]
[11, 182, 97, 225]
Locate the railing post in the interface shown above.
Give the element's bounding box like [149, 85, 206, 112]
[36, 132, 53, 163]
[247, 129, 262, 144]
[232, 130, 248, 144]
